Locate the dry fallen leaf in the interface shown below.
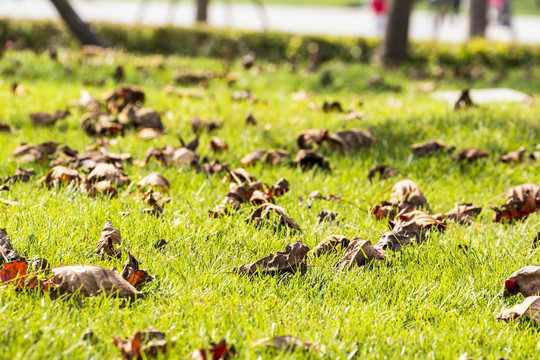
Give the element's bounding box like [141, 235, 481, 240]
[496, 296, 540, 324]
[209, 136, 228, 152]
[389, 179, 429, 211]
[95, 221, 122, 259]
[368, 165, 398, 183]
[297, 129, 328, 149]
[454, 148, 489, 163]
[335, 238, 386, 270]
[30, 109, 70, 126]
[491, 184, 540, 223]
[1, 167, 35, 184]
[143, 144, 200, 168]
[113, 327, 175, 360]
[119, 105, 164, 130]
[500, 146, 527, 163]
[37, 166, 81, 188]
[410, 140, 454, 156]
[502, 265, 540, 298]
[233, 241, 309, 276]
[101, 85, 145, 113]
[246, 203, 301, 230]
[241, 149, 289, 166]
[325, 129, 375, 154]
[190, 117, 222, 134]
[137, 172, 170, 191]
[0, 228, 24, 264]
[80, 179, 118, 198]
[454, 89, 474, 110]
[0, 122, 12, 133]
[13, 142, 58, 163]
[137, 127, 163, 140]
[222, 168, 255, 185]
[81, 112, 124, 137]
[309, 235, 350, 257]
[121, 252, 155, 287]
[439, 203, 482, 225]
[87, 163, 130, 186]
[245, 113, 257, 126]
[253, 335, 325, 356]
[191, 339, 237, 360]
[293, 150, 330, 170]
[316, 209, 337, 224]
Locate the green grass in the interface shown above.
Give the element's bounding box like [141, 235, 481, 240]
[0, 49, 540, 359]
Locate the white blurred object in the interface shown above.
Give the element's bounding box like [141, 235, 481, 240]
[431, 88, 533, 104]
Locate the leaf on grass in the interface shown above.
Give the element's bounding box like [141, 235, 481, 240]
[70, 90, 101, 111]
[439, 203, 482, 225]
[372, 179, 431, 220]
[322, 100, 342, 113]
[121, 253, 155, 287]
[500, 146, 527, 163]
[316, 209, 337, 224]
[241, 149, 289, 166]
[95, 221, 122, 259]
[454, 148, 489, 163]
[0, 122, 12, 133]
[297, 129, 328, 149]
[410, 140, 454, 156]
[209, 137, 228, 152]
[491, 184, 540, 223]
[0, 260, 28, 288]
[335, 238, 386, 270]
[267, 178, 289, 197]
[87, 163, 130, 186]
[502, 265, 540, 297]
[80, 179, 118, 198]
[137, 127, 163, 140]
[37, 166, 81, 188]
[454, 89, 474, 110]
[209, 182, 261, 217]
[143, 144, 200, 168]
[0, 228, 24, 264]
[142, 188, 166, 217]
[119, 105, 164, 130]
[13, 142, 58, 163]
[101, 85, 145, 113]
[368, 165, 398, 183]
[191, 339, 237, 360]
[374, 223, 416, 252]
[245, 203, 301, 230]
[325, 129, 375, 154]
[28, 256, 50, 271]
[30, 109, 70, 126]
[112, 327, 175, 360]
[200, 161, 230, 175]
[137, 172, 170, 191]
[253, 335, 325, 356]
[80, 112, 124, 137]
[496, 296, 540, 324]
[293, 150, 330, 170]
[222, 168, 255, 185]
[233, 241, 309, 276]
[309, 235, 350, 257]
[245, 113, 257, 126]
[190, 117, 222, 133]
[154, 239, 167, 250]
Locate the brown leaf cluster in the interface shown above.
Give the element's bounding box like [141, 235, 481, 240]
[113, 327, 175, 360]
[233, 241, 309, 276]
[491, 184, 540, 223]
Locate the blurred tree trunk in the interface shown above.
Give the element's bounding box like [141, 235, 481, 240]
[469, 0, 488, 38]
[382, 0, 414, 65]
[196, 0, 209, 22]
[50, 0, 105, 46]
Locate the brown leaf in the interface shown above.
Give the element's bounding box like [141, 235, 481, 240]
[241, 149, 289, 166]
[37, 166, 81, 188]
[325, 129, 375, 154]
[410, 140, 454, 156]
[495, 296, 540, 324]
[209, 182, 260, 217]
[154, 239, 167, 250]
[190, 117, 222, 134]
[491, 184, 540, 223]
[0, 228, 24, 264]
[322, 100, 342, 113]
[454, 89, 474, 110]
[137, 128, 163, 140]
[367, 165, 398, 183]
[49, 265, 141, 299]
[316, 209, 337, 224]
[253, 335, 325, 356]
[70, 90, 101, 111]
[191, 339, 237, 360]
[28, 256, 50, 271]
[442, 203, 482, 225]
[308, 191, 341, 201]
[87, 163, 130, 186]
[293, 150, 330, 170]
[233, 241, 309, 276]
[309, 235, 350, 257]
[143, 145, 199, 168]
[142, 188, 165, 216]
[390, 179, 429, 211]
[119, 106, 164, 130]
[121, 253, 155, 287]
[101, 85, 145, 113]
[209, 137, 228, 152]
[30, 109, 70, 126]
[268, 178, 289, 198]
[200, 161, 230, 175]
[222, 168, 255, 185]
[137, 172, 170, 191]
[246, 203, 301, 230]
[502, 266, 540, 297]
[297, 129, 328, 149]
[13, 142, 58, 163]
[454, 148, 489, 163]
[80, 179, 118, 198]
[0, 260, 28, 289]
[81, 112, 124, 137]
[245, 113, 257, 126]
[95, 221, 122, 259]
[335, 238, 386, 270]
[500, 146, 527, 163]
[113, 327, 174, 360]
[0, 122, 12, 133]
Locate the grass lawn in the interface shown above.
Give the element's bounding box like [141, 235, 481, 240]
[0, 48, 540, 359]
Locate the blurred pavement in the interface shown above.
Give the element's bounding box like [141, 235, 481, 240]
[1, 0, 540, 44]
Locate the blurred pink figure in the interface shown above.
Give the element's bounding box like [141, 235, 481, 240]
[372, 0, 388, 36]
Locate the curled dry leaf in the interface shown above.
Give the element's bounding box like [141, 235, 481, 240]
[293, 150, 330, 170]
[0, 122, 12, 133]
[309, 235, 350, 257]
[496, 296, 540, 324]
[322, 100, 342, 113]
[246, 203, 301, 230]
[297, 129, 328, 149]
[113, 327, 175, 360]
[80, 179, 118, 198]
[30, 109, 70, 126]
[245, 113, 257, 126]
[222, 168, 255, 185]
[143, 144, 199, 168]
[410, 140, 454, 156]
[233, 241, 309, 276]
[372, 179, 430, 219]
[1, 167, 35, 184]
[191, 339, 237, 360]
[491, 184, 540, 223]
[137, 127, 163, 140]
[209, 182, 261, 217]
[190, 117, 222, 134]
[441, 203, 482, 225]
[154, 239, 167, 250]
[119, 105, 164, 130]
[500, 146, 527, 163]
[454, 89, 474, 110]
[454, 148, 489, 163]
[502, 265, 540, 298]
[0, 228, 24, 264]
[367, 165, 398, 183]
[95, 221, 122, 259]
[241, 149, 289, 166]
[37, 166, 81, 188]
[200, 161, 229, 175]
[101, 85, 145, 113]
[0, 260, 28, 289]
[13, 142, 58, 163]
[142, 188, 165, 217]
[87, 163, 130, 186]
[121, 253, 155, 287]
[137, 172, 170, 191]
[70, 90, 101, 111]
[81, 112, 124, 137]
[253, 335, 325, 356]
[316, 209, 337, 224]
[325, 129, 375, 154]
[28, 256, 50, 272]
[55, 148, 131, 172]
[335, 238, 386, 270]
[209, 136, 228, 152]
